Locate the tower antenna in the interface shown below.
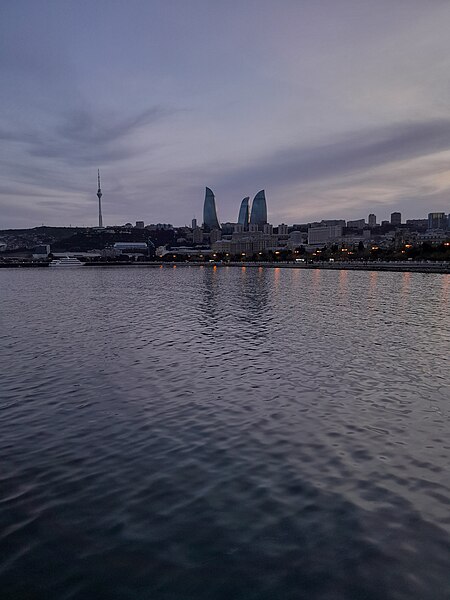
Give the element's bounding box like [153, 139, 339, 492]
[97, 169, 103, 228]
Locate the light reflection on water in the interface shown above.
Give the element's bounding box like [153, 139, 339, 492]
[0, 267, 449, 600]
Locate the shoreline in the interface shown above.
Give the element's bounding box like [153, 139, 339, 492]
[1, 261, 449, 274]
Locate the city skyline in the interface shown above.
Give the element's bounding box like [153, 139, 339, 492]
[2, 1, 450, 229]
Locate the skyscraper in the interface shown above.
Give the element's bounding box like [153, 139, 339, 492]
[203, 187, 220, 230]
[238, 197, 250, 228]
[428, 212, 448, 230]
[391, 212, 401, 225]
[97, 169, 103, 228]
[368, 213, 377, 227]
[249, 190, 268, 226]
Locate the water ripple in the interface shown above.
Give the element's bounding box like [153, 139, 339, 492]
[0, 268, 449, 599]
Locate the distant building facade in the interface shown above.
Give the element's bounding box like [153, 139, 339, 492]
[406, 219, 428, 229]
[347, 219, 366, 229]
[391, 212, 402, 225]
[308, 225, 343, 245]
[428, 212, 448, 230]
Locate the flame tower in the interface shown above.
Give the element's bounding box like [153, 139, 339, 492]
[249, 190, 267, 226]
[202, 187, 220, 230]
[97, 169, 103, 228]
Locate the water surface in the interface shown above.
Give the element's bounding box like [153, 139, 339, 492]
[1, 267, 449, 599]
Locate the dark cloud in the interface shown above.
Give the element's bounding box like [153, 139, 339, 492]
[56, 107, 171, 146]
[0, 105, 173, 167]
[215, 119, 450, 192]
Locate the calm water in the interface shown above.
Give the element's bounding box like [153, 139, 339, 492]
[0, 266, 449, 600]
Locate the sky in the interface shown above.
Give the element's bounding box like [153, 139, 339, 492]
[1, 0, 450, 228]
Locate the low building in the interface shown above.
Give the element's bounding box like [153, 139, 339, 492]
[320, 219, 346, 227]
[346, 219, 366, 229]
[418, 230, 448, 244]
[308, 225, 343, 245]
[288, 230, 306, 249]
[212, 230, 282, 255]
[192, 227, 204, 244]
[32, 245, 50, 259]
[406, 219, 428, 229]
[113, 242, 153, 256]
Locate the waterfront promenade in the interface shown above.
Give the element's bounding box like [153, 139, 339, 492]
[1, 260, 449, 274]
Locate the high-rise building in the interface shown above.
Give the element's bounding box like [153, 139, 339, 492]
[97, 169, 103, 228]
[428, 212, 448, 230]
[135, 221, 144, 229]
[249, 190, 267, 226]
[192, 218, 197, 230]
[368, 214, 377, 227]
[391, 212, 401, 225]
[192, 227, 203, 244]
[278, 224, 288, 235]
[238, 197, 250, 228]
[203, 187, 220, 230]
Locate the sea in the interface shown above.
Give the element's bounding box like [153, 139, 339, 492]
[0, 266, 449, 600]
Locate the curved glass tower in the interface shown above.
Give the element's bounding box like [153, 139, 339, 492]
[238, 197, 250, 227]
[203, 187, 220, 230]
[249, 190, 267, 226]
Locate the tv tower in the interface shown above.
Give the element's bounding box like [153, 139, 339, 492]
[97, 169, 103, 228]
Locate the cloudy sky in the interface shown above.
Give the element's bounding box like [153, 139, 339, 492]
[2, 0, 450, 228]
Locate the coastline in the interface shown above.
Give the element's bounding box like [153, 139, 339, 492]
[1, 260, 449, 274]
